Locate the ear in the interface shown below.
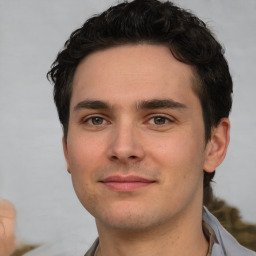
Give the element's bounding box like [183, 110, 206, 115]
[62, 136, 71, 174]
[203, 118, 230, 173]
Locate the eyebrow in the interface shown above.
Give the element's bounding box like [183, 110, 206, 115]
[74, 100, 111, 112]
[137, 99, 187, 110]
[73, 98, 187, 112]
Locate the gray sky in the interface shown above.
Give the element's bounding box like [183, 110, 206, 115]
[0, 0, 255, 246]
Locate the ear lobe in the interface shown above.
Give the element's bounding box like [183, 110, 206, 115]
[203, 118, 230, 173]
[62, 137, 71, 174]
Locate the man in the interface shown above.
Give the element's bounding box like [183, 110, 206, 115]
[46, 0, 255, 255]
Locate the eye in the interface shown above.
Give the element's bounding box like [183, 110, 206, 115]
[148, 116, 173, 125]
[84, 116, 108, 126]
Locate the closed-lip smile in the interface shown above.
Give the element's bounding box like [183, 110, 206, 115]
[100, 175, 155, 192]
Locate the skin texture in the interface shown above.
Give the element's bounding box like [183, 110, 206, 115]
[63, 44, 230, 256]
[0, 199, 16, 256]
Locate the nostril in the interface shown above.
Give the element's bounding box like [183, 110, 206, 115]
[129, 155, 137, 159]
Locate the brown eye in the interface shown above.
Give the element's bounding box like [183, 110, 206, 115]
[90, 117, 105, 125]
[84, 116, 107, 126]
[153, 116, 167, 125]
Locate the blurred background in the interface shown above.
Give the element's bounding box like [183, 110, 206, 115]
[0, 0, 255, 252]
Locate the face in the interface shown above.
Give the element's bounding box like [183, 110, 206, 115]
[63, 44, 214, 232]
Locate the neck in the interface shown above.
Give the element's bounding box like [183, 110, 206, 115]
[95, 205, 208, 256]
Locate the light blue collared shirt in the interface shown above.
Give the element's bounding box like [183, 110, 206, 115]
[203, 207, 256, 256]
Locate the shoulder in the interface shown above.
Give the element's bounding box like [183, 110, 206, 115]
[203, 206, 256, 256]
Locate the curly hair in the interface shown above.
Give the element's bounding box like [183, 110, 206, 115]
[47, 0, 233, 204]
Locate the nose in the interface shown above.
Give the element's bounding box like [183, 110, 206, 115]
[107, 122, 145, 163]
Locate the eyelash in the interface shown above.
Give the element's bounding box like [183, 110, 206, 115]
[82, 116, 109, 126]
[147, 115, 174, 126]
[82, 114, 173, 127]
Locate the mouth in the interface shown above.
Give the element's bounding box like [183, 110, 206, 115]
[100, 175, 155, 192]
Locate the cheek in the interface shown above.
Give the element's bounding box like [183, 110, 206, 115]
[147, 130, 206, 184]
[66, 136, 104, 197]
[150, 134, 205, 209]
[67, 139, 102, 214]
[150, 133, 204, 164]
[67, 134, 104, 172]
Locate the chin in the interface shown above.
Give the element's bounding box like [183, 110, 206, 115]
[94, 203, 168, 232]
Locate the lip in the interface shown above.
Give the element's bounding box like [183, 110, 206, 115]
[100, 175, 155, 192]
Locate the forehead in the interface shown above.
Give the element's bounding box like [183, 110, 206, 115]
[71, 44, 198, 108]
